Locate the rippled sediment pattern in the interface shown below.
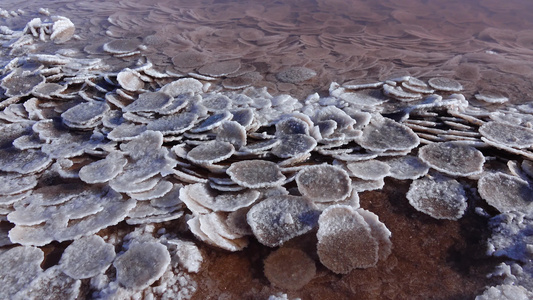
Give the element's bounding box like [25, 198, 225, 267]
[1, 0, 533, 299]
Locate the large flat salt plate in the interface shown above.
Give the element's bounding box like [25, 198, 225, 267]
[406, 176, 468, 220]
[113, 242, 171, 290]
[0, 246, 44, 299]
[358, 115, 419, 152]
[295, 164, 352, 202]
[59, 235, 115, 279]
[263, 247, 316, 290]
[317, 205, 379, 274]
[275, 117, 310, 136]
[478, 173, 533, 213]
[226, 160, 285, 189]
[479, 121, 533, 149]
[247, 195, 320, 247]
[418, 141, 485, 177]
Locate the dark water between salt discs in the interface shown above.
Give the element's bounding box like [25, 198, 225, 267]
[3, 0, 533, 100]
[1, 0, 533, 299]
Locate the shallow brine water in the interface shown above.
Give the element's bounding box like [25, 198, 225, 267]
[0, 0, 532, 299]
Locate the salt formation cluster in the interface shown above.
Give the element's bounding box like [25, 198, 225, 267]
[0, 11, 532, 299]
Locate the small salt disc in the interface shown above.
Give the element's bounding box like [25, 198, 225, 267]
[406, 176, 468, 220]
[226, 160, 285, 189]
[418, 142, 485, 177]
[295, 164, 352, 203]
[478, 172, 533, 213]
[187, 140, 235, 164]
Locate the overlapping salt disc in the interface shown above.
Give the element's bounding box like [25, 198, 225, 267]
[358, 115, 419, 152]
[113, 242, 170, 290]
[247, 195, 320, 247]
[384, 155, 430, 180]
[14, 265, 80, 300]
[479, 121, 533, 149]
[61, 101, 109, 126]
[271, 134, 317, 158]
[358, 209, 392, 260]
[418, 142, 485, 177]
[187, 140, 235, 164]
[197, 60, 241, 77]
[276, 117, 310, 136]
[263, 248, 316, 290]
[0, 246, 44, 299]
[216, 120, 247, 150]
[406, 176, 468, 220]
[276, 67, 317, 83]
[474, 92, 509, 104]
[346, 160, 391, 180]
[295, 164, 352, 202]
[117, 69, 144, 92]
[478, 173, 533, 213]
[59, 235, 115, 279]
[146, 112, 198, 135]
[427, 77, 463, 92]
[124, 92, 173, 113]
[317, 205, 379, 274]
[0, 148, 51, 174]
[191, 111, 232, 133]
[0, 172, 38, 195]
[78, 152, 127, 184]
[1, 70, 46, 97]
[226, 160, 285, 188]
[159, 78, 203, 97]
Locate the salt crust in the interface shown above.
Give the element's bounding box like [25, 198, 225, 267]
[406, 176, 468, 220]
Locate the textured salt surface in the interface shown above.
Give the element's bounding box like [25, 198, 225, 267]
[1, 0, 533, 299]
